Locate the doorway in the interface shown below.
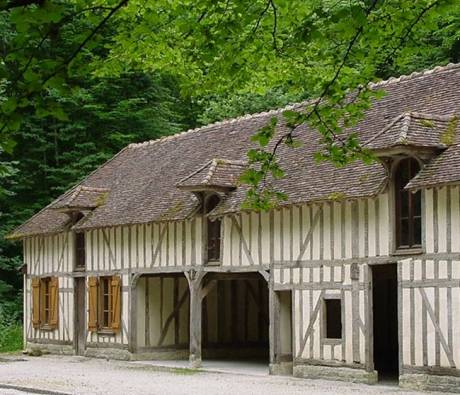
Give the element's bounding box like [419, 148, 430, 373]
[276, 290, 293, 366]
[372, 264, 398, 380]
[202, 273, 269, 364]
[74, 277, 86, 356]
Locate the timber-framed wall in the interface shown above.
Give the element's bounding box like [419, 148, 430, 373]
[21, 185, 460, 391]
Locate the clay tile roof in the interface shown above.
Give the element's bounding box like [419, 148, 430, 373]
[364, 112, 457, 151]
[7, 63, 460, 239]
[406, 144, 460, 192]
[51, 186, 110, 210]
[177, 159, 247, 191]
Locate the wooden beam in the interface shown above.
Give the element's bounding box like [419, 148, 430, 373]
[296, 207, 322, 263]
[185, 271, 205, 368]
[231, 216, 255, 265]
[297, 290, 325, 358]
[419, 288, 456, 368]
[157, 288, 189, 347]
[201, 280, 217, 300]
[151, 224, 167, 267]
[244, 280, 269, 324]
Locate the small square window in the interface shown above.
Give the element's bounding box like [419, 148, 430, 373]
[324, 298, 342, 339]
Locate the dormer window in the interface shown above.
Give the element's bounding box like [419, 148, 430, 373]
[205, 195, 221, 263]
[395, 158, 421, 250]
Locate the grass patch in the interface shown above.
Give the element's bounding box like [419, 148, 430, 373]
[0, 324, 23, 353]
[171, 367, 200, 375]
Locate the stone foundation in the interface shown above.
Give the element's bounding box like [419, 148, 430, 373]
[84, 346, 131, 361]
[270, 362, 293, 376]
[400, 373, 460, 393]
[133, 349, 188, 361]
[293, 364, 378, 384]
[26, 342, 74, 356]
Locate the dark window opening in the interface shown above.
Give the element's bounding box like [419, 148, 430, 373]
[75, 232, 86, 268]
[99, 277, 112, 329]
[41, 277, 51, 325]
[395, 158, 421, 249]
[205, 195, 221, 262]
[324, 299, 342, 339]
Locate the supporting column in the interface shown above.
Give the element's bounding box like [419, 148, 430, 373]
[269, 279, 281, 373]
[185, 270, 205, 368]
[128, 273, 140, 354]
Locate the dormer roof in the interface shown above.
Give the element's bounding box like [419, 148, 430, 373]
[51, 186, 110, 211]
[365, 112, 457, 153]
[177, 159, 247, 192]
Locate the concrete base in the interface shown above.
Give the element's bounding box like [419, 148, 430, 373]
[26, 342, 74, 356]
[269, 362, 293, 376]
[294, 364, 378, 384]
[203, 347, 268, 360]
[133, 349, 188, 361]
[84, 347, 131, 361]
[400, 373, 460, 393]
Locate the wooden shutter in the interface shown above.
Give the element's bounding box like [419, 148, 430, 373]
[111, 276, 121, 332]
[49, 277, 59, 329]
[31, 277, 41, 328]
[88, 277, 99, 331]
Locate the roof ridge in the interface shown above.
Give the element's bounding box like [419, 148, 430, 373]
[128, 101, 307, 150]
[176, 159, 214, 185]
[362, 112, 406, 147]
[409, 112, 455, 121]
[398, 113, 411, 143]
[368, 62, 460, 88]
[128, 63, 460, 151]
[79, 186, 111, 192]
[203, 159, 218, 184]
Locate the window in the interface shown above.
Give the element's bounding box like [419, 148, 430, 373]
[73, 213, 86, 270]
[395, 158, 421, 250]
[205, 195, 221, 262]
[31, 277, 59, 329]
[75, 232, 86, 269]
[324, 298, 342, 339]
[43, 277, 51, 324]
[88, 276, 121, 333]
[100, 277, 112, 329]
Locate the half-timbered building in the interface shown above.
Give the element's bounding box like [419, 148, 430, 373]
[7, 63, 460, 392]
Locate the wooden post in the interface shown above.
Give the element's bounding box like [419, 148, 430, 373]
[128, 273, 140, 354]
[185, 270, 205, 368]
[269, 283, 280, 368]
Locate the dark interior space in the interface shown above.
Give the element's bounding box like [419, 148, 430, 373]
[325, 299, 342, 339]
[202, 273, 269, 362]
[372, 264, 399, 380]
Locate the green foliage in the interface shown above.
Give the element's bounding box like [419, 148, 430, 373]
[0, 0, 459, 319]
[440, 117, 458, 146]
[0, 306, 22, 353]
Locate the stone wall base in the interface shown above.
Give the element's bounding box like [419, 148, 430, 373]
[84, 347, 131, 361]
[26, 342, 74, 356]
[400, 373, 460, 393]
[270, 362, 293, 376]
[133, 349, 188, 361]
[293, 364, 378, 384]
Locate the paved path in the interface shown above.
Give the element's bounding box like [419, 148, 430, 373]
[0, 355, 444, 395]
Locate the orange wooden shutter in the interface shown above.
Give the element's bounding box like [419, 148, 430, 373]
[49, 277, 59, 329]
[31, 277, 41, 328]
[111, 276, 121, 332]
[88, 277, 99, 331]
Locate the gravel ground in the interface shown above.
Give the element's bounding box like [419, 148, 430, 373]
[0, 355, 444, 395]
